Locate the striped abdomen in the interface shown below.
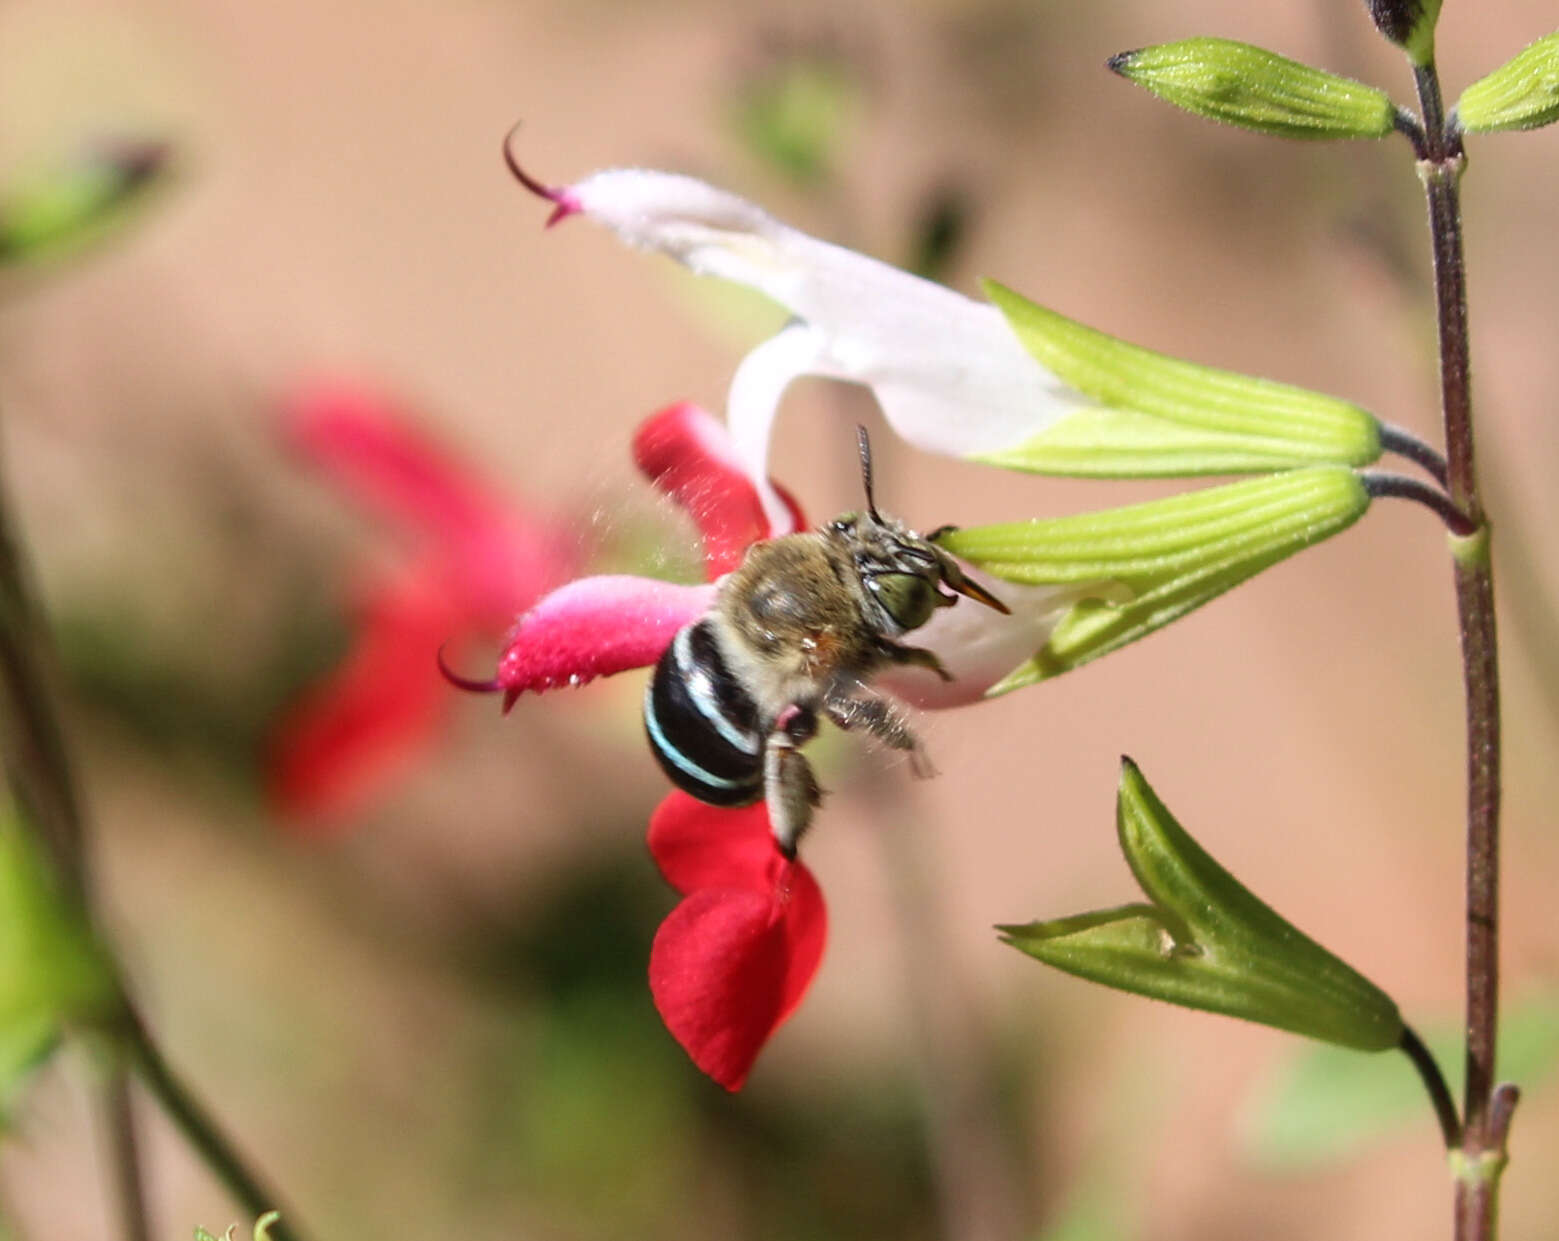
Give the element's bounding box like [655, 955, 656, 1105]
[644, 619, 765, 806]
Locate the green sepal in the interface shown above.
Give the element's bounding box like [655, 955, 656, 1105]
[0, 141, 171, 269]
[1107, 39, 1397, 140]
[1455, 33, 1559, 134]
[0, 812, 119, 1116]
[1000, 761, 1404, 1052]
[982, 281, 1381, 477]
[939, 466, 1370, 694]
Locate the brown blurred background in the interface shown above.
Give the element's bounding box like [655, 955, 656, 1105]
[0, 0, 1556, 1238]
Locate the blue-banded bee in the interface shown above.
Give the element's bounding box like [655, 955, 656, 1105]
[643, 429, 1009, 858]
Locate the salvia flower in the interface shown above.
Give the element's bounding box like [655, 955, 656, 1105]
[503, 138, 1383, 527]
[505, 139, 1087, 529]
[450, 400, 1073, 1085]
[266, 381, 576, 827]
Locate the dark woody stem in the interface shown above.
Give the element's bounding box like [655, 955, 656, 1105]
[1409, 57, 1512, 1240]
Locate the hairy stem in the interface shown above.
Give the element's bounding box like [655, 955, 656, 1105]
[1410, 59, 1511, 1238]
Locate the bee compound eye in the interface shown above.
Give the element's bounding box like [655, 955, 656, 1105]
[870, 572, 938, 632]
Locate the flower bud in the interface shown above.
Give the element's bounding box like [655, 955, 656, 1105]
[1365, 0, 1441, 65]
[983, 281, 1381, 478]
[1000, 761, 1404, 1051]
[1455, 33, 1559, 134]
[1108, 39, 1397, 140]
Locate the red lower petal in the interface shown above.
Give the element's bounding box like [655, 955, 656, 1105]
[649, 886, 793, 1091]
[495, 575, 715, 698]
[646, 793, 776, 895]
[266, 573, 456, 828]
[633, 403, 804, 577]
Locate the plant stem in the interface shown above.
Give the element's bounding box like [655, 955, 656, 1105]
[122, 1008, 309, 1241]
[1399, 1024, 1461, 1149]
[1377, 422, 1450, 485]
[1410, 59, 1512, 1237]
[1361, 471, 1475, 535]
[0, 429, 310, 1239]
[99, 1063, 152, 1241]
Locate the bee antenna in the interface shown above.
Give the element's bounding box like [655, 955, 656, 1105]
[856, 425, 882, 522]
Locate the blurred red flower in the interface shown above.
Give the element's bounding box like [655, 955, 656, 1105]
[266, 381, 576, 828]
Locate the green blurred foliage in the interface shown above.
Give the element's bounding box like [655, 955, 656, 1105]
[0, 140, 171, 272]
[729, 48, 862, 187]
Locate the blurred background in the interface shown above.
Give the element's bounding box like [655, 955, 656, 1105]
[0, 0, 1557, 1238]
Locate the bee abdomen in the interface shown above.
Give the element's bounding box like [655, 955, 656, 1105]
[644, 620, 764, 807]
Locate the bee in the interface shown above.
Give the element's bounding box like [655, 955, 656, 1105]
[643, 428, 1009, 858]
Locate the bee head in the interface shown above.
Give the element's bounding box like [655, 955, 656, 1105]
[834, 427, 1010, 634]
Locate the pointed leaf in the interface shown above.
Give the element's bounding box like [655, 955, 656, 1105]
[1109, 39, 1397, 139]
[1001, 761, 1403, 1052]
[983, 281, 1381, 476]
[1455, 33, 1559, 134]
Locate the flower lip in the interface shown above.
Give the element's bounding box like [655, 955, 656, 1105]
[503, 123, 581, 227]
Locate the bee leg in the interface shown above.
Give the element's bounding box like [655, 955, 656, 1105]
[877, 638, 953, 683]
[766, 706, 822, 859]
[824, 691, 937, 780]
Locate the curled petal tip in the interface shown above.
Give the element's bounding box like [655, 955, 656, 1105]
[502, 122, 580, 224]
[437, 645, 500, 695]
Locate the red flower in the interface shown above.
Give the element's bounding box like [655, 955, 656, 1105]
[266, 381, 576, 828]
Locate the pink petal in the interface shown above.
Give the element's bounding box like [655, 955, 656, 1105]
[633, 402, 803, 577]
[494, 575, 716, 701]
[266, 570, 457, 829]
[284, 380, 575, 623]
[649, 873, 826, 1092]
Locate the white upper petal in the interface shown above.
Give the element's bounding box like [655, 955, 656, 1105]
[569, 169, 1089, 459]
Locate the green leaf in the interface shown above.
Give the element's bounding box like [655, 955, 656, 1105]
[1001, 761, 1404, 1052]
[1244, 995, 1559, 1167]
[0, 813, 118, 1114]
[0, 140, 171, 269]
[1108, 39, 1398, 139]
[1455, 33, 1559, 134]
[939, 466, 1370, 692]
[983, 281, 1381, 477]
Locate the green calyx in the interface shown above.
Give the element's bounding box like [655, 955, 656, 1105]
[939, 466, 1370, 694]
[982, 281, 1382, 478]
[1455, 32, 1559, 134]
[999, 760, 1404, 1051]
[1108, 38, 1397, 140]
